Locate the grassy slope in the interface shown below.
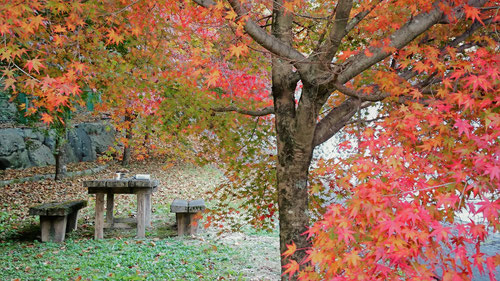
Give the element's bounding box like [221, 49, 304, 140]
[0, 159, 280, 280]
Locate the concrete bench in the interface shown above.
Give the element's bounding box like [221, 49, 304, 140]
[170, 199, 205, 236]
[29, 200, 87, 242]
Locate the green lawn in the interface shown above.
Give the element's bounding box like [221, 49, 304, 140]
[0, 236, 244, 280]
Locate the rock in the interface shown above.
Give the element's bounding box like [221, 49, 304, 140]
[79, 123, 115, 155]
[0, 128, 31, 169]
[43, 130, 57, 151]
[67, 126, 96, 162]
[0, 92, 18, 123]
[26, 139, 55, 167]
[21, 128, 45, 142]
[0, 122, 116, 170]
[62, 139, 79, 163]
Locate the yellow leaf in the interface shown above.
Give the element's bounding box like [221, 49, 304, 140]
[206, 70, 220, 87]
[225, 10, 237, 21]
[229, 44, 248, 58]
[345, 250, 361, 266]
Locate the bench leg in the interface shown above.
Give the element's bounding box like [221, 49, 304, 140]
[40, 215, 67, 242]
[176, 213, 201, 236]
[176, 213, 188, 236]
[106, 193, 114, 228]
[95, 193, 105, 239]
[137, 191, 146, 238]
[188, 213, 200, 235]
[66, 210, 80, 233]
[145, 193, 151, 228]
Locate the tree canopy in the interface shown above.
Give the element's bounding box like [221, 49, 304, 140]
[1, 0, 498, 280]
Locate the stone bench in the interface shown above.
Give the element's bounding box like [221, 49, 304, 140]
[29, 200, 87, 242]
[170, 199, 205, 236]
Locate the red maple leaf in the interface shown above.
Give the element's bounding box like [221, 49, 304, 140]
[282, 259, 299, 279]
[464, 5, 484, 25]
[24, 58, 45, 74]
[454, 119, 472, 137]
[483, 164, 500, 181]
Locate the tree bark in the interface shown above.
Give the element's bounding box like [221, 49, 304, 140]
[54, 136, 66, 181]
[274, 76, 320, 279]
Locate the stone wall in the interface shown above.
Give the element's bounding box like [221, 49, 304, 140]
[0, 123, 115, 170]
[0, 91, 18, 124]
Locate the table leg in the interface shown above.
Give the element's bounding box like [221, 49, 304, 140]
[137, 191, 146, 238]
[145, 193, 151, 228]
[106, 193, 114, 228]
[95, 193, 105, 239]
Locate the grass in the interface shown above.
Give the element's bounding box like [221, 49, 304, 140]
[0, 236, 244, 280]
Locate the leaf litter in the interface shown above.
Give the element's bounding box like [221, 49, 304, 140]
[0, 158, 280, 280]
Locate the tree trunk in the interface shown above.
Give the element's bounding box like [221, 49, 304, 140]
[54, 136, 66, 181]
[273, 66, 318, 279]
[276, 150, 313, 279]
[122, 114, 133, 166]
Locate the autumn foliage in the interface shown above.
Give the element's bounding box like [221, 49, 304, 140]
[1, 0, 499, 280]
[301, 47, 499, 279]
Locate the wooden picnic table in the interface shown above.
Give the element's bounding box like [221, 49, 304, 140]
[83, 178, 159, 239]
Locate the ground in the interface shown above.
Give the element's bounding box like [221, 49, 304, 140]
[0, 159, 281, 280]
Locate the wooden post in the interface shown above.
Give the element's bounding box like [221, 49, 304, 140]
[145, 193, 151, 228]
[137, 191, 146, 238]
[40, 215, 67, 242]
[95, 193, 105, 239]
[106, 193, 114, 228]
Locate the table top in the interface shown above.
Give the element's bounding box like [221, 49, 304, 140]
[84, 178, 159, 194]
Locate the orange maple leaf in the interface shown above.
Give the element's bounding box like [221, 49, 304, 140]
[107, 29, 124, 45]
[206, 70, 220, 87]
[282, 241, 297, 258]
[283, 1, 295, 14]
[338, 49, 357, 61]
[41, 113, 53, 125]
[229, 44, 248, 58]
[0, 23, 10, 35]
[345, 250, 361, 267]
[225, 10, 237, 21]
[282, 259, 299, 279]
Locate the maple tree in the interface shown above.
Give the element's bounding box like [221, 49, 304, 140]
[186, 0, 499, 280]
[2, 0, 499, 280]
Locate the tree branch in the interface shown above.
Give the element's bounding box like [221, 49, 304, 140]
[192, 0, 306, 63]
[212, 106, 274, 116]
[337, 0, 489, 85]
[345, 2, 380, 34]
[318, 0, 354, 65]
[345, 115, 387, 126]
[334, 83, 389, 101]
[336, 6, 444, 85]
[313, 98, 363, 147]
